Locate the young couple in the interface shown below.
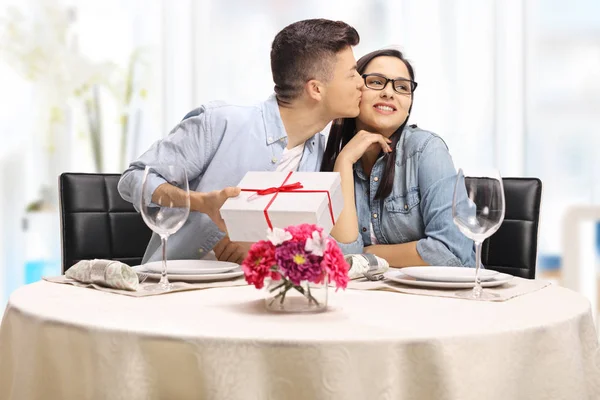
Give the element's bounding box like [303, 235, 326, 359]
[118, 19, 475, 269]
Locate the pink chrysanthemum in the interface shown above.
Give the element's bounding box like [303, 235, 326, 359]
[242, 224, 349, 294]
[241, 240, 277, 289]
[275, 241, 323, 285]
[321, 239, 350, 290]
[284, 224, 323, 242]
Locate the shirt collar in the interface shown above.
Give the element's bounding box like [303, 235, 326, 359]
[261, 94, 315, 153]
[353, 155, 388, 181]
[353, 162, 368, 181]
[261, 94, 288, 146]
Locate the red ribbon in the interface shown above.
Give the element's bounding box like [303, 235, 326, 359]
[240, 171, 335, 230]
[254, 181, 303, 195]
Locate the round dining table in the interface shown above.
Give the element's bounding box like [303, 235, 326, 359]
[0, 281, 599, 400]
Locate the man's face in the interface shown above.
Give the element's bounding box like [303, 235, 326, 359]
[321, 47, 363, 119]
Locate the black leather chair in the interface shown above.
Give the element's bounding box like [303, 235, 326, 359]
[478, 178, 543, 279]
[58, 173, 541, 278]
[59, 173, 152, 273]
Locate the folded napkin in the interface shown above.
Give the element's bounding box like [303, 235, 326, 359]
[65, 259, 139, 291]
[345, 253, 389, 279]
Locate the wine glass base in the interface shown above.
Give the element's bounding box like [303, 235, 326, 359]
[144, 282, 173, 292]
[455, 288, 499, 301]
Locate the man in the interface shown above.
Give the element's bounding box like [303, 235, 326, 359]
[118, 18, 363, 264]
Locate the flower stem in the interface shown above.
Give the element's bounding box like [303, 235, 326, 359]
[292, 283, 320, 305]
[268, 281, 287, 293]
[280, 282, 289, 304]
[268, 280, 289, 306]
[268, 278, 320, 306]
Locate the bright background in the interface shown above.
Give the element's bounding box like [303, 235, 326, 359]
[1, 0, 599, 314]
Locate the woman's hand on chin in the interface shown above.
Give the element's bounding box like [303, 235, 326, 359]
[336, 130, 392, 165]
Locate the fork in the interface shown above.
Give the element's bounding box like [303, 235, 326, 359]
[362, 270, 385, 281]
[361, 253, 385, 281]
[137, 271, 150, 284]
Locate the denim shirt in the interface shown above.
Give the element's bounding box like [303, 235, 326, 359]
[118, 95, 326, 263]
[336, 126, 475, 267]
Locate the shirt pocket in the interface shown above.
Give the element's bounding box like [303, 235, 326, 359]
[382, 189, 423, 242]
[384, 189, 420, 213]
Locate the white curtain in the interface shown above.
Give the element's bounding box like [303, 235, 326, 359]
[167, 0, 523, 173]
[2, 0, 598, 303]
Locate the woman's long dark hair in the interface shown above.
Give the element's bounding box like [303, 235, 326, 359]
[321, 49, 415, 200]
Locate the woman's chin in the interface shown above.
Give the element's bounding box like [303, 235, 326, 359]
[373, 124, 401, 137]
[360, 117, 402, 132]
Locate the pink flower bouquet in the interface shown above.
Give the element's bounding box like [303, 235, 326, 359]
[241, 223, 350, 312]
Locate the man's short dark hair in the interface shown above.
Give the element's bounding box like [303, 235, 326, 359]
[270, 19, 360, 104]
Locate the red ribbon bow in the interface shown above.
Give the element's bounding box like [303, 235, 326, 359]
[254, 181, 303, 196]
[240, 171, 335, 230]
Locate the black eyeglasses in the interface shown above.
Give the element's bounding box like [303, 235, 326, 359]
[362, 73, 418, 95]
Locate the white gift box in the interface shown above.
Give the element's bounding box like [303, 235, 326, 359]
[220, 171, 344, 242]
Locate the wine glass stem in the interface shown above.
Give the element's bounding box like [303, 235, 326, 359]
[473, 240, 483, 298]
[160, 234, 169, 286]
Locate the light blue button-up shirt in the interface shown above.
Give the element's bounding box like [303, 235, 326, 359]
[118, 95, 326, 263]
[336, 126, 475, 267]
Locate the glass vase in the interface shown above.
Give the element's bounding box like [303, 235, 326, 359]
[264, 276, 328, 313]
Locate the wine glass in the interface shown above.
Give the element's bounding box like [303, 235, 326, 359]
[452, 168, 505, 300]
[140, 165, 190, 291]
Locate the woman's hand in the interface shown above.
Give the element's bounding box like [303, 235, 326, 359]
[329, 131, 391, 244]
[336, 130, 392, 165]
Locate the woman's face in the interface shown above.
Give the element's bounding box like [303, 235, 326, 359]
[357, 56, 413, 137]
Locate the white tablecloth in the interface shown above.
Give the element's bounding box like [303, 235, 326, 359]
[1, 281, 599, 400]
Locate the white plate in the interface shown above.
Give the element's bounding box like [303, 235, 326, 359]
[141, 260, 240, 275]
[400, 266, 499, 282]
[384, 270, 513, 289]
[133, 265, 244, 282]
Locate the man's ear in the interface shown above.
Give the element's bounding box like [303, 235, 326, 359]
[304, 79, 324, 101]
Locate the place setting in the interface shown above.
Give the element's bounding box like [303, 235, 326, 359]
[346, 264, 550, 302]
[44, 166, 249, 297]
[42, 257, 249, 297]
[348, 168, 550, 301]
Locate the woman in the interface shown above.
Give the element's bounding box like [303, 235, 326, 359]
[322, 49, 474, 267]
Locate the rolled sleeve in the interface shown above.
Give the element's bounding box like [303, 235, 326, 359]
[118, 169, 166, 212]
[117, 107, 215, 210]
[334, 234, 365, 255]
[417, 237, 464, 267]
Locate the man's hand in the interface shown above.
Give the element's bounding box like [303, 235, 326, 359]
[213, 236, 252, 264]
[191, 187, 241, 231]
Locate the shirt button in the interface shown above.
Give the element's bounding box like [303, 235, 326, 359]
[362, 227, 367, 233]
[271, 157, 278, 163]
[404, 204, 408, 210]
[373, 213, 378, 219]
[268, 137, 273, 142]
[198, 248, 204, 253]
[373, 176, 379, 182]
